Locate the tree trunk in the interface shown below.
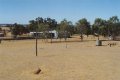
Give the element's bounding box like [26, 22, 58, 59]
[50, 29, 53, 43]
[80, 33, 83, 41]
[98, 35, 99, 40]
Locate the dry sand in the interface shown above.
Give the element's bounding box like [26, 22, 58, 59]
[0, 36, 120, 80]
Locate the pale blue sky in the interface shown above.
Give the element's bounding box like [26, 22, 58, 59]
[0, 0, 120, 24]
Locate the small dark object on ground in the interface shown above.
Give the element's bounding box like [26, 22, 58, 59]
[34, 68, 41, 74]
[108, 43, 116, 47]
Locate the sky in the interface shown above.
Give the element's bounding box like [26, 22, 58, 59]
[0, 0, 120, 24]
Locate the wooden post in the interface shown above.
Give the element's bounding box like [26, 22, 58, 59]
[51, 30, 52, 43]
[35, 18, 39, 56]
[36, 29, 38, 56]
[64, 31, 67, 48]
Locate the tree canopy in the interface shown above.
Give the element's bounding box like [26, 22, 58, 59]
[6, 16, 120, 40]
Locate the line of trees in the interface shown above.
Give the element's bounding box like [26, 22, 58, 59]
[92, 16, 120, 40]
[9, 16, 120, 40]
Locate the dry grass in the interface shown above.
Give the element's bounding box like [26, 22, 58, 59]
[0, 35, 120, 80]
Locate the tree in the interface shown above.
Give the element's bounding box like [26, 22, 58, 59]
[58, 19, 73, 38]
[76, 18, 91, 41]
[92, 18, 107, 40]
[109, 16, 119, 24]
[11, 23, 28, 38]
[58, 19, 69, 31]
[107, 16, 120, 39]
[44, 18, 57, 43]
[45, 18, 57, 30]
[28, 20, 38, 32]
[28, 17, 57, 37]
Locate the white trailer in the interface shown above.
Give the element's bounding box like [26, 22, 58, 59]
[29, 30, 58, 39]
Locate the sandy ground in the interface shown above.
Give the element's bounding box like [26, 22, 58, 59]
[0, 36, 120, 80]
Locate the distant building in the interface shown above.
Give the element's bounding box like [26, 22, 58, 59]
[29, 30, 58, 39]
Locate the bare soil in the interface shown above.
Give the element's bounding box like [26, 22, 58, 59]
[0, 35, 120, 80]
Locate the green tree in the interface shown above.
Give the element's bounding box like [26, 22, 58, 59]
[28, 20, 37, 31]
[92, 18, 107, 40]
[58, 19, 73, 38]
[28, 17, 57, 32]
[11, 23, 28, 38]
[76, 18, 91, 41]
[109, 16, 119, 24]
[107, 16, 120, 39]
